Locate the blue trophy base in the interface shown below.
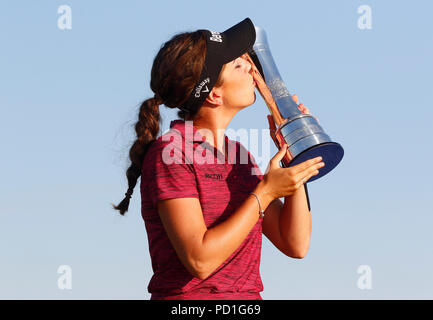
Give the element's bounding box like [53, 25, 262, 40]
[284, 142, 344, 183]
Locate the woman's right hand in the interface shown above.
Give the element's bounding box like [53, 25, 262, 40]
[261, 144, 325, 201]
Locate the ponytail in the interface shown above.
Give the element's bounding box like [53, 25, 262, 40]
[112, 30, 207, 216]
[112, 97, 161, 215]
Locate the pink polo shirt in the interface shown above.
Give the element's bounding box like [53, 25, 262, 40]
[140, 119, 264, 300]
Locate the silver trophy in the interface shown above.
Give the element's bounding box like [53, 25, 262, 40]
[247, 26, 344, 183]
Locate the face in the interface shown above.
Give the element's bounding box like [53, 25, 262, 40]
[217, 54, 256, 109]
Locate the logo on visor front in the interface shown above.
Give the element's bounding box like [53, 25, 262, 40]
[209, 31, 222, 43]
[194, 77, 210, 98]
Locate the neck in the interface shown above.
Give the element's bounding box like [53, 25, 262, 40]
[186, 107, 237, 155]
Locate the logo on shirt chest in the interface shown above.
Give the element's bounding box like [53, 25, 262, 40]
[204, 173, 224, 180]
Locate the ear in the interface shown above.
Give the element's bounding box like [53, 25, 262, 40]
[204, 86, 223, 106]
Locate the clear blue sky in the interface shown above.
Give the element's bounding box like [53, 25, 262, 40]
[1, 0, 432, 299]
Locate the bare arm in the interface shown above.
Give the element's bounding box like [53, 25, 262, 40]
[280, 186, 312, 257]
[262, 186, 311, 259]
[157, 181, 271, 280]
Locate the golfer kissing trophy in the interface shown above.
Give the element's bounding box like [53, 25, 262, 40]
[246, 26, 344, 210]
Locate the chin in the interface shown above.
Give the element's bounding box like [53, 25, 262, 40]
[248, 92, 256, 106]
[238, 93, 256, 110]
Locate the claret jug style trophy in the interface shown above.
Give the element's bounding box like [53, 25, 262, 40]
[246, 26, 344, 210]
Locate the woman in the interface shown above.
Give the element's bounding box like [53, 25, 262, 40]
[113, 18, 325, 300]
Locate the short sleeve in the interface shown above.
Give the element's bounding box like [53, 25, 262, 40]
[144, 140, 199, 208]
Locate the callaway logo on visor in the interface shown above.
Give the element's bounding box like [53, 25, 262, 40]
[191, 31, 223, 98]
[194, 77, 210, 98]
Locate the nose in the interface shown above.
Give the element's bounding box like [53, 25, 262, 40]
[246, 60, 252, 72]
[241, 56, 252, 72]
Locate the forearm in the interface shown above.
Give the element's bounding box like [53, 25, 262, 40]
[195, 181, 272, 278]
[280, 185, 312, 257]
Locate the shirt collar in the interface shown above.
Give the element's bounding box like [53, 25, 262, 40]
[169, 119, 229, 145]
[168, 119, 235, 163]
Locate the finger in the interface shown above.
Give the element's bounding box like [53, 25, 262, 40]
[270, 143, 288, 167]
[295, 161, 325, 184]
[297, 103, 306, 113]
[297, 103, 311, 115]
[295, 161, 325, 187]
[290, 156, 323, 174]
[295, 168, 321, 189]
[292, 94, 299, 104]
[300, 104, 311, 115]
